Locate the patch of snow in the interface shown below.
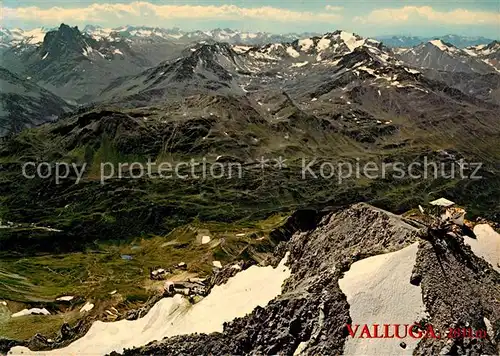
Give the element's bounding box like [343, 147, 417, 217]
[365, 38, 381, 47]
[1, 301, 7, 306]
[466, 224, 500, 272]
[286, 46, 300, 58]
[316, 38, 331, 51]
[463, 48, 478, 57]
[130, 29, 152, 37]
[268, 43, 283, 51]
[376, 51, 391, 64]
[167, 33, 183, 39]
[482, 59, 500, 72]
[339, 243, 426, 355]
[113, 49, 124, 56]
[291, 61, 309, 68]
[0, 220, 14, 228]
[109, 290, 117, 295]
[12, 308, 50, 318]
[82, 46, 93, 57]
[212, 261, 223, 268]
[201, 235, 211, 244]
[250, 50, 278, 61]
[404, 67, 420, 74]
[393, 48, 409, 55]
[479, 45, 498, 55]
[37, 226, 62, 232]
[56, 296, 74, 302]
[294, 341, 309, 355]
[233, 45, 251, 54]
[86, 27, 114, 41]
[80, 302, 94, 313]
[325, 58, 341, 66]
[340, 31, 365, 52]
[484, 317, 494, 340]
[10, 254, 290, 355]
[298, 38, 314, 51]
[429, 39, 457, 53]
[358, 66, 375, 76]
[42, 52, 49, 60]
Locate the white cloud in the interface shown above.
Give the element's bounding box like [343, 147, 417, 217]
[3, 1, 343, 25]
[325, 5, 344, 12]
[355, 6, 500, 25]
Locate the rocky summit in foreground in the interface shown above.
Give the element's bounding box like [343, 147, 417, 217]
[9, 203, 497, 356]
[111, 204, 499, 356]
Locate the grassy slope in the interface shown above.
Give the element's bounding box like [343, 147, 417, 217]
[0, 215, 287, 340]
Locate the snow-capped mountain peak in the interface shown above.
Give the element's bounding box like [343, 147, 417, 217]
[428, 39, 459, 53]
[0, 27, 49, 48]
[467, 40, 500, 56]
[399, 38, 498, 74]
[376, 34, 496, 48]
[463, 40, 500, 71]
[244, 30, 388, 67]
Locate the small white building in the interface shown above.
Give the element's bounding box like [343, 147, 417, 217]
[429, 198, 465, 226]
[429, 198, 455, 207]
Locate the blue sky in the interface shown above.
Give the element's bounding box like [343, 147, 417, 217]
[2, 1, 499, 38]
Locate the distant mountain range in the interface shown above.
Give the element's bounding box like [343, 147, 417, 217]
[398, 39, 500, 74]
[0, 27, 49, 48]
[1, 24, 185, 103]
[375, 35, 497, 49]
[0, 23, 499, 137]
[2, 16, 500, 356]
[1, 25, 496, 49]
[0, 25, 318, 48]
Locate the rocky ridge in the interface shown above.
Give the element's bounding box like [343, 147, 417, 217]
[399, 40, 498, 74]
[0, 67, 73, 137]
